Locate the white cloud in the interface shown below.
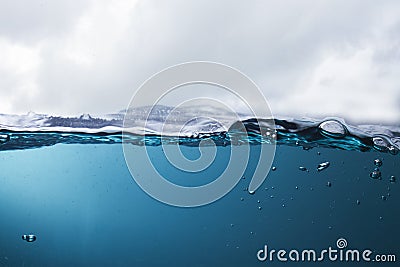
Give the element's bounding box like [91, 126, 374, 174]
[277, 45, 399, 124]
[62, 0, 137, 67]
[0, 0, 399, 124]
[0, 38, 41, 112]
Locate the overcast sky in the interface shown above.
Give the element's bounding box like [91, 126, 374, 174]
[0, 0, 399, 124]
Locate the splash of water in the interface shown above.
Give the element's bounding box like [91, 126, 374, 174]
[0, 106, 399, 153]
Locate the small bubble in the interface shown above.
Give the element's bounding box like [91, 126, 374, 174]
[248, 190, 255, 195]
[317, 152, 321, 155]
[271, 186, 275, 189]
[0, 134, 10, 144]
[317, 161, 330, 172]
[270, 195, 274, 198]
[258, 206, 262, 210]
[389, 176, 396, 183]
[295, 186, 299, 190]
[282, 204, 286, 207]
[356, 200, 360, 205]
[381, 195, 387, 201]
[264, 187, 268, 191]
[242, 176, 246, 180]
[319, 120, 347, 138]
[327, 181, 332, 187]
[299, 166, 308, 172]
[271, 166, 277, 171]
[230, 223, 234, 227]
[250, 231, 254, 235]
[388, 146, 398, 155]
[373, 136, 391, 152]
[22, 234, 36, 242]
[257, 200, 260, 203]
[240, 197, 244, 201]
[379, 216, 383, 220]
[328, 226, 333, 230]
[370, 168, 382, 179]
[374, 159, 383, 167]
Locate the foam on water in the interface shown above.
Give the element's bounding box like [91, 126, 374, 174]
[0, 105, 399, 153]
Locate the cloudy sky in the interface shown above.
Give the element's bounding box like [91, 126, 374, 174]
[0, 0, 399, 124]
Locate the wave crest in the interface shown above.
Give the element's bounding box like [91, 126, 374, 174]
[0, 106, 399, 153]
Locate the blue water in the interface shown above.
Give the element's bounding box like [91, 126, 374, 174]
[0, 109, 399, 266]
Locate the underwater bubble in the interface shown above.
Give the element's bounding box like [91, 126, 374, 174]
[258, 206, 262, 210]
[374, 159, 383, 167]
[318, 120, 347, 138]
[230, 223, 234, 227]
[388, 146, 398, 155]
[372, 136, 390, 152]
[295, 186, 299, 190]
[257, 200, 260, 203]
[317, 161, 330, 172]
[22, 234, 36, 242]
[327, 182, 332, 187]
[271, 166, 277, 171]
[0, 134, 10, 144]
[282, 204, 286, 207]
[299, 166, 308, 172]
[240, 197, 244, 201]
[370, 169, 382, 179]
[248, 190, 255, 195]
[389, 176, 396, 183]
[381, 195, 387, 201]
[356, 200, 361, 205]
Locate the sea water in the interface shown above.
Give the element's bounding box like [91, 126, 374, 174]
[0, 108, 399, 266]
